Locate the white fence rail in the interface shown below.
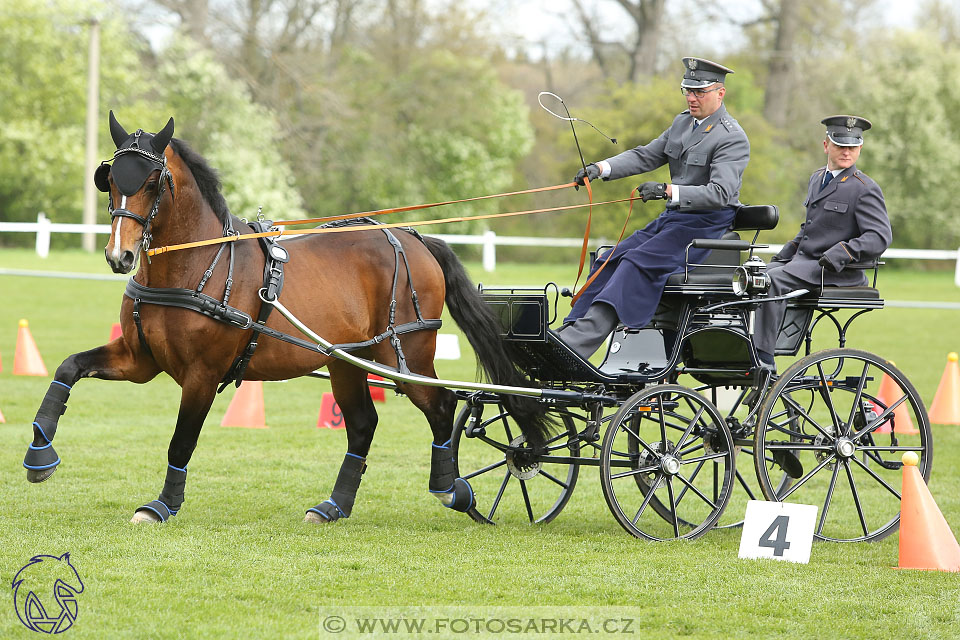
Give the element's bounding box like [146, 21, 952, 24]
[2, 213, 960, 285]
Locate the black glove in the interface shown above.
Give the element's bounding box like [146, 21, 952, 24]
[637, 182, 667, 202]
[574, 164, 601, 189]
[818, 255, 838, 272]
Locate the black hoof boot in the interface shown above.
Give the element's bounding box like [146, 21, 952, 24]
[132, 465, 187, 523]
[305, 500, 347, 523]
[432, 477, 476, 512]
[24, 442, 60, 483]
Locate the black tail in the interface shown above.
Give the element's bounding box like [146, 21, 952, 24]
[422, 236, 552, 447]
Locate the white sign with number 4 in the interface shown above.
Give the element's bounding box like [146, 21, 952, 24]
[738, 500, 818, 564]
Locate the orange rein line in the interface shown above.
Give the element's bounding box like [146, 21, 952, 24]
[145, 179, 641, 306]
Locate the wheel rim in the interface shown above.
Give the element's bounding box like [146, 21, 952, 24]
[754, 349, 932, 543]
[601, 385, 735, 541]
[451, 404, 580, 525]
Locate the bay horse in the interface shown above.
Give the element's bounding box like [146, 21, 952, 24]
[23, 112, 550, 524]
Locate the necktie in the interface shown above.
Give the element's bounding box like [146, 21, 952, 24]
[820, 171, 834, 191]
[692, 120, 700, 131]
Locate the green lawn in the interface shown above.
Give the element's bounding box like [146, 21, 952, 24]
[1, 248, 959, 639]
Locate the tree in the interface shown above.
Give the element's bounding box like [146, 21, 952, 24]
[569, 0, 666, 82]
[835, 31, 960, 249]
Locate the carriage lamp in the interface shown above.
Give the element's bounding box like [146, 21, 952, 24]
[732, 256, 770, 296]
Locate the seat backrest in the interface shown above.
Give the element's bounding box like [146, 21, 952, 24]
[732, 204, 778, 231]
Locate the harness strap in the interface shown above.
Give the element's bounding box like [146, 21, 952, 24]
[219, 220, 288, 391]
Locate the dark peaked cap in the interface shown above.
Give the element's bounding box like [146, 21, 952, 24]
[680, 57, 734, 89]
[822, 115, 872, 147]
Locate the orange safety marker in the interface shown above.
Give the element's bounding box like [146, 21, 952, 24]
[0, 345, 3, 372]
[876, 367, 919, 435]
[220, 380, 267, 429]
[109, 323, 123, 342]
[0, 405, 5, 423]
[898, 452, 960, 572]
[317, 393, 345, 429]
[13, 319, 48, 377]
[928, 352, 960, 425]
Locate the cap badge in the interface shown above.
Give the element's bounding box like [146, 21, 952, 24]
[688, 59, 697, 70]
[845, 116, 856, 129]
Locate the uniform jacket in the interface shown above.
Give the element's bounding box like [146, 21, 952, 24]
[772, 164, 892, 284]
[604, 103, 750, 211]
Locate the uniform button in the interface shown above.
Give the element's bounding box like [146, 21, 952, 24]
[812, 204, 817, 208]
[803, 235, 809, 240]
[798, 250, 805, 255]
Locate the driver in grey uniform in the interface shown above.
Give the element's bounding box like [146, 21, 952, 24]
[559, 57, 750, 359]
[753, 115, 892, 370]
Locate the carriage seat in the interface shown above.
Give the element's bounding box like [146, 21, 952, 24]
[662, 204, 779, 295]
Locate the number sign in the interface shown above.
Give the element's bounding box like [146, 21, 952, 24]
[739, 501, 817, 564]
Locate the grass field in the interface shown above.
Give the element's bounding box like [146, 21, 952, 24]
[1, 248, 959, 639]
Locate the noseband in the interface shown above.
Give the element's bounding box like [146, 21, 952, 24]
[104, 130, 176, 257]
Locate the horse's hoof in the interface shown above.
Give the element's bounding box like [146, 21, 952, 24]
[130, 510, 162, 524]
[26, 466, 57, 483]
[304, 511, 334, 525]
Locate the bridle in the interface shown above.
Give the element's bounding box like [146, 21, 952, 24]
[103, 129, 176, 258]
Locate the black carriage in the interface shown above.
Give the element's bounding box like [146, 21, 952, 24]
[449, 205, 931, 542]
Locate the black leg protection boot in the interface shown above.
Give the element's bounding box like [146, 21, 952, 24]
[24, 381, 72, 482]
[306, 453, 366, 522]
[429, 440, 475, 512]
[135, 465, 187, 522]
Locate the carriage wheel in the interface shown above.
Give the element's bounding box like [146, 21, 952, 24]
[600, 384, 735, 540]
[451, 403, 580, 525]
[694, 384, 794, 529]
[754, 348, 932, 543]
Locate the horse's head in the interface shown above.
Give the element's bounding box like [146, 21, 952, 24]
[97, 111, 176, 274]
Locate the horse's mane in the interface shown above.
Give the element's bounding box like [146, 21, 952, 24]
[169, 138, 231, 224]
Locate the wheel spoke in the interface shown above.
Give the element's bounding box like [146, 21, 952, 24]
[779, 392, 835, 441]
[679, 442, 705, 457]
[674, 460, 705, 506]
[844, 361, 871, 436]
[852, 393, 909, 440]
[843, 459, 870, 537]
[778, 454, 836, 500]
[486, 471, 511, 521]
[857, 445, 924, 452]
[666, 475, 680, 537]
[610, 464, 660, 480]
[675, 469, 719, 510]
[816, 361, 843, 436]
[619, 417, 661, 460]
[849, 455, 902, 500]
[735, 470, 758, 500]
[675, 403, 706, 451]
[816, 461, 842, 536]
[658, 398, 669, 449]
[632, 473, 664, 525]
[680, 451, 728, 465]
[537, 468, 570, 490]
[518, 478, 535, 523]
[462, 458, 507, 481]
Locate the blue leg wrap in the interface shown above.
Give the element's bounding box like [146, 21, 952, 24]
[306, 454, 366, 523]
[429, 440, 476, 512]
[134, 465, 187, 522]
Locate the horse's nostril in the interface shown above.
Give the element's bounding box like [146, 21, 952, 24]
[121, 250, 135, 267]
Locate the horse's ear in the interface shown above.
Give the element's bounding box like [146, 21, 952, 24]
[152, 117, 175, 154]
[109, 110, 128, 148]
[59, 552, 71, 562]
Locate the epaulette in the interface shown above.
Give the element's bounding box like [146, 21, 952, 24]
[719, 117, 738, 132]
[853, 170, 867, 185]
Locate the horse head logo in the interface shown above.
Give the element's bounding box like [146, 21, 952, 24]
[11, 553, 84, 634]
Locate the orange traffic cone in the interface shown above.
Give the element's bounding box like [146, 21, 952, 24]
[109, 323, 123, 342]
[898, 452, 960, 572]
[0, 405, 5, 423]
[220, 381, 267, 429]
[13, 319, 48, 377]
[928, 352, 960, 425]
[876, 367, 919, 435]
[0, 346, 4, 372]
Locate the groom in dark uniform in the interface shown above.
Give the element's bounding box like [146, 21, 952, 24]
[753, 115, 892, 368]
[559, 57, 751, 359]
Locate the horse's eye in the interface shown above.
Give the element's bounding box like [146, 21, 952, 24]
[145, 181, 158, 192]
